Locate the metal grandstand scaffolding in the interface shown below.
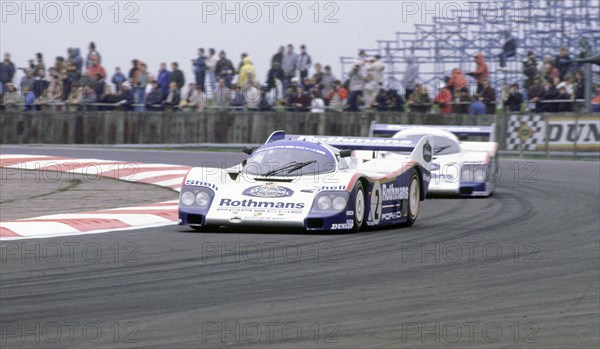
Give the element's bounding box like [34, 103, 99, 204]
[340, 0, 600, 94]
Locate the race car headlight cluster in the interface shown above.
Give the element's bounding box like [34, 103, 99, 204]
[179, 187, 215, 209]
[311, 192, 349, 213]
[461, 164, 487, 183]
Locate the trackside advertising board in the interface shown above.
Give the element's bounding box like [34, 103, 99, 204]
[507, 114, 600, 152]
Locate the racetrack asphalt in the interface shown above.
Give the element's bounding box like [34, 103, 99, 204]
[1, 145, 599, 348]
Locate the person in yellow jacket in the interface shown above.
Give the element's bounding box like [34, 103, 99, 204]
[238, 56, 256, 88]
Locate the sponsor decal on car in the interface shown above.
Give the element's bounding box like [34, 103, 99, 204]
[243, 184, 294, 198]
[381, 211, 403, 221]
[382, 183, 409, 201]
[331, 219, 354, 230]
[423, 141, 432, 162]
[219, 198, 305, 209]
[185, 179, 218, 190]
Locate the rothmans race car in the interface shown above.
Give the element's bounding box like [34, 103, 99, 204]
[369, 123, 498, 197]
[178, 131, 433, 232]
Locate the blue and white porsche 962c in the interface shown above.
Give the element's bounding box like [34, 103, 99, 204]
[178, 131, 433, 232]
[369, 123, 499, 197]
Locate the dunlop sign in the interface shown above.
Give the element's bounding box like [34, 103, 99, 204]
[507, 115, 600, 151]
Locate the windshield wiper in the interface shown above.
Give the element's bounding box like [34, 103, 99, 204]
[261, 161, 316, 177]
[434, 146, 451, 154]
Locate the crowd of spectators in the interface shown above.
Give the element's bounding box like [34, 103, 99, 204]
[1, 40, 599, 113]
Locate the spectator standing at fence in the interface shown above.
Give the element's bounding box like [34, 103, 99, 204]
[272, 46, 284, 68]
[128, 59, 139, 82]
[54, 56, 68, 73]
[407, 84, 431, 114]
[0, 53, 16, 94]
[402, 54, 419, 100]
[453, 88, 471, 114]
[86, 42, 102, 69]
[183, 84, 205, 111]
[296, 45, 312, 82]
[239, 57, 256, 88]
[87, 56, 106, 80]
[67, 48, 83, 74]
[320, 65, 336, 100]
[480, 79, 496, 114]
[163, 81, 181, 111]
[213, 77, 231, 108]
[326, 80, 347, 111]
[215, 51, 235, 88]
[134, 63, 149, 112]
[258, 85, 273, 111]
[30, 53, 46, 76]
[33, 68, 49, 98]
[67, 82, 82, 111]
[230, 84, 245, 110]
[293, 83, 311, 112]
[527, 77, 544, 111]
[311, 63, 324, 85]
[469, 94, 486, 115]
[20, 68, 35, 92]
[282, 44, 298, 90]
[554, 46, 573, 80]
[145, 80, 164, 111]
[504, 83, 524, 112]
[170, 62, 185, 90]
[205, 48, 217, 93]
[447, 68, 467, 95]
[556, 75, 575, 97]
[266, 61, 284, 101]
[345, 62, 367, 112]
[111, 67, 126, 94]
[2, 83, 20, 110]
[156, 63, 171, 99]
[542, 59, 559, 82]
[23, 85, 36, 111]
[81, 84, 97, 110]
[540, 80, 559, 113]
[434, 84, 452, 114]
[556, 86, 573, 112]
[116, 81, 134, 111]
[467, 53, 489, 94]
[498, 30, 518, 69]
[522, 51, 538, 90]
[192, 48, 206, 91]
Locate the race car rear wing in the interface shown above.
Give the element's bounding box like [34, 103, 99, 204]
[267, 130, 420, 153]
[265, 130, 434, 163]
[369, 122, 496, 142]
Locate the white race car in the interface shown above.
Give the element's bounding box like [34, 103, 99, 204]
[369, 123, 498, 197]
[178, 131, 434, 232]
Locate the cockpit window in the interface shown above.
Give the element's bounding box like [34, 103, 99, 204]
[244, 143, 336, 176]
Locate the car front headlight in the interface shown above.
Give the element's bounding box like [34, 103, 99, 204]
[196, 192, 210, 208]
[312, 192, 349, 213]
[317, 196, 332, 210]
[181, 191, 195, 206]
[332, 196, 347, 211]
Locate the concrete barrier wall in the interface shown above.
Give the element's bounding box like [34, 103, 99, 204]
[0, 111, 500, 146]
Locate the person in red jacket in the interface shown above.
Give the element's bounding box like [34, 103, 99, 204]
[434, 84, 453, 114]
[447, 68, 467, 95]
[467, 52, 488, 94]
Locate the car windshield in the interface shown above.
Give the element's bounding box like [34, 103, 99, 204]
[244, 143, 336, 176]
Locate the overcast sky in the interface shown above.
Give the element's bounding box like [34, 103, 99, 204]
[1, 0, 427, 84]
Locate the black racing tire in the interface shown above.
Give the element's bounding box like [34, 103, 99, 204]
[352, 181, 366, 232]
[403, 173, 421, 227]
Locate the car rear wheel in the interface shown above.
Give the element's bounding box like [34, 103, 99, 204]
[353, 182, 366, 232]
[404, 173, 421, 227]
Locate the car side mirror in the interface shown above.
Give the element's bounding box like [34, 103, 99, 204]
[242, 146, 254, 155]
[339, 149, 352, 158]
